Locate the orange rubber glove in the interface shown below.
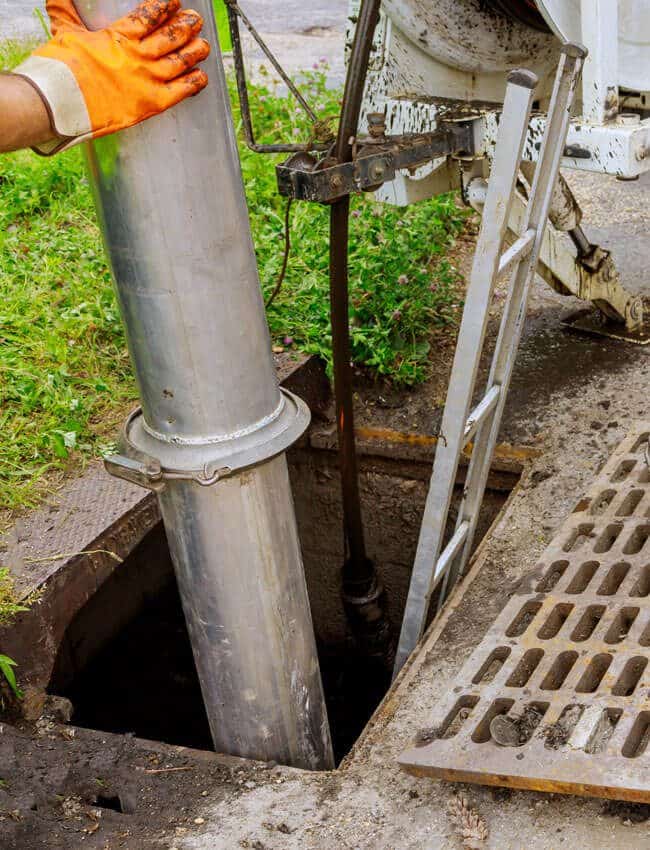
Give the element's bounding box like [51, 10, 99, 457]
[13, 0, 209, 154]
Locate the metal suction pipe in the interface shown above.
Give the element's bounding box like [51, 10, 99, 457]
[77, 0, 333, 770]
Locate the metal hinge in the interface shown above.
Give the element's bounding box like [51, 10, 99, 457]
[276, 124, 474, 203]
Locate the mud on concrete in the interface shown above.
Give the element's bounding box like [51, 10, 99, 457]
[0, 719, 265, 850]
[158, 167, 650, 847]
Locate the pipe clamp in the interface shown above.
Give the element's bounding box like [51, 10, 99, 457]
[105, 388, 310, 492]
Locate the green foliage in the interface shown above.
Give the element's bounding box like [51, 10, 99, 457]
[0, 654, 23, 700]
[0, 147, 133, 510]
[213, 0, 232, 51]
[235, 67, 466, 384]
[0, 569, 28, 625]
[33, 7, 52, 40]
[0, 39, 35, 70]
[0, 58, 465, 513]
[0, 570, 25, 699]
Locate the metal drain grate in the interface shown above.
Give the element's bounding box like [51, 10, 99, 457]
[400, 423, 650, 802]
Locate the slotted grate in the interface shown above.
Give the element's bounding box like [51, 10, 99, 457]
[400, 423, 650, 802]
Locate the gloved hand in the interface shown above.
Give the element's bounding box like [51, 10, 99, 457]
[13, 0, 210, 154]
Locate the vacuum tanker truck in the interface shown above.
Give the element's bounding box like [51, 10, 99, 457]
[352, 0, 650, 334]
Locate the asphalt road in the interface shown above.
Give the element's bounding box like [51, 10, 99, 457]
[2, 0, 348, 40]
[239, 0, 348, 33]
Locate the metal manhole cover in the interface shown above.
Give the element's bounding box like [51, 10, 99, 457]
[400, 423, 650, 802]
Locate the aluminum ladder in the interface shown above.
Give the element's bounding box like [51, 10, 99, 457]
[394, 43, 587, 677]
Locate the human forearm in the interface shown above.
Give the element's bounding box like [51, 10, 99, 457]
[0, 74, 54, 153]
[2, 0, 209, 157]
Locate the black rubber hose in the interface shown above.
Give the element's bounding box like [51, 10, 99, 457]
[330, 0, 381, 578]
[329, 0, 392, 661]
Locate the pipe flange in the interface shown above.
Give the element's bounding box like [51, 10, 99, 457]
[105, 388, 310, 492]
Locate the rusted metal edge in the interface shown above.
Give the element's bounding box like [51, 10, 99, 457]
[562, 308, 650, 345]
[0, 355, 330, 700]
[311, 424, 539, 476]
[0, 493, 161, 703]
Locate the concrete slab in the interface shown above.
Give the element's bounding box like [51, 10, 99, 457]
[170, 331, 650, 848]
[0, 0, 44, 40]
[568, 170, 650, 299]
[167, 42, 650, 850]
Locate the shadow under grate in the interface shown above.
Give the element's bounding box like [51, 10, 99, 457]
[400, 423, 650, 803]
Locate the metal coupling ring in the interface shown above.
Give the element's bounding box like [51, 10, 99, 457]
[105, 388, 310, 493]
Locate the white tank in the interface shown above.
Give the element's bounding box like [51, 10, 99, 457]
[381, 1, 650, 92]
[354, 0, 650, 191]
[538, 0, 650, 91]
[381, 0, 555, 74]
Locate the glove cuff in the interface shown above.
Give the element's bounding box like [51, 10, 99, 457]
[13, 55, 92, 155]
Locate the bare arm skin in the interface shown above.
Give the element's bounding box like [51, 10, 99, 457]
[0, 75, 55, 153]
[4, 0, 208, 156]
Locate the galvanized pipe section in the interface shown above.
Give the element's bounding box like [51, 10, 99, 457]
[160, 455, 332, 768]
[78, 0, 333, 769]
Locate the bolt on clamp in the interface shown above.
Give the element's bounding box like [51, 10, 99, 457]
[105, 389, 310, 493]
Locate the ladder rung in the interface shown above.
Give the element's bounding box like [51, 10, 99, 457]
[497, 228, 535, 277]
[463, 385, 501, 447]
[433, 521, 470, 586]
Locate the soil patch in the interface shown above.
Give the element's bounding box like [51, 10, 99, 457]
[0, 722, 245, 850]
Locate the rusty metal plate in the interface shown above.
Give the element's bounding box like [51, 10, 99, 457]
[400, 423, 650, 803]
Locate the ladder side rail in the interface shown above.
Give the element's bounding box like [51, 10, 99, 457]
[393, 70, 539, 677]
[438, 45, 587, 608]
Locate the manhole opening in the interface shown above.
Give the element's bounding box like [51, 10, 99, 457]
[47, 446, 517, 766]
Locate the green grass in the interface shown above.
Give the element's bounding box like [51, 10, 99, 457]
[0, 569, 27, 626]
[0, 50, 466, 516]
[0, 39, 37, 68]
[213, 0, 232, 51]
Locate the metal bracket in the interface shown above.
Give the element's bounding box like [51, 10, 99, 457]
[276, 124, 474, 203]
[224, 0, 332, 154]
[105, 388, 310, 494]
[104, 452, 164, 492]
[104, 449, 233, 493]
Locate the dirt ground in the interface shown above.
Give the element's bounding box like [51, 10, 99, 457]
[0, 714, 283, 850]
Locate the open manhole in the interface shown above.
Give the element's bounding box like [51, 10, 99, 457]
[38, 433, 519, 766]
[48, 532, 392, 764]
[400, 423, 650, 802]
